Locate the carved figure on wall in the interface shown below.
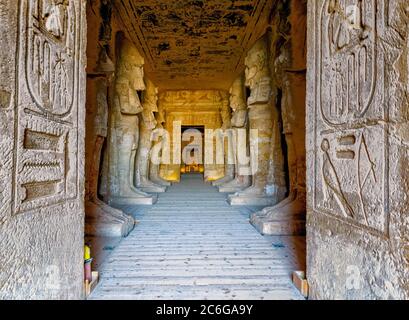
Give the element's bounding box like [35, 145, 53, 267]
[135, 79, 167, 193]
[43, 0, 69, 38]
[321, 139, 355, 218]
[108, 37, 156, 205]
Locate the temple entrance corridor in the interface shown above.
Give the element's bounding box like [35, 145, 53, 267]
[89, 174, 305, 300]
[2, 0, 409, 301]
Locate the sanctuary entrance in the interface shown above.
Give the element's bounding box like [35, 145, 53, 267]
[180, 126, 205, 175]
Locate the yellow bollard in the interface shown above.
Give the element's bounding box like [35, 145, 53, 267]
[84, 245, 91, 260]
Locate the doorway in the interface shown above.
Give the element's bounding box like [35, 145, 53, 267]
[180, 126, 205, 175]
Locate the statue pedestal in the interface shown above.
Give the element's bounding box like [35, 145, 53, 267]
[250, 213, 305, 236]
[227, 194, 276, 206]
[219, 185, 245, 193]
[85, 219, 132, 238]
[109, 195, 158, 206]
[139, 185, 167, 193]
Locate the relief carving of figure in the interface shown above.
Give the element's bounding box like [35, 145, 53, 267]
[43, 0, 69, 38]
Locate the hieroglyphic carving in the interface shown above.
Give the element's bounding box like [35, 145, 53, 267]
[321, 0, 377, 125]
[12, 0, 82, 214]
[314, 0, 388, 236]
[27, 0, 75, 116]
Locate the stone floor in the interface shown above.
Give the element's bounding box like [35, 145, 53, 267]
[89, 174, 305, 300]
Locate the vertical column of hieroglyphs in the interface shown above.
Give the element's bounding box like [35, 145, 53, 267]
[1, 0, 86, 299]
[307, 0, 409, 299]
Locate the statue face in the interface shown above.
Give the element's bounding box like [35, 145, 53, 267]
[229, 92, 240, 112]
[130, 64, 145, 91]
[245, 50, 265, 90]
[156, 111, 165, 125]
[245, 63, 258, 89]
[229, 85, 245, 112]
[142, 110, 157, 130]
[151, 88, 159, 112]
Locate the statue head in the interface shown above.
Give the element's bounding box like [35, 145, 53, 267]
[219, 92, 231, 129]
[273, 44, 291, 89]
[229, 75, 247, 128]
[118, 38, 145, 91]
[245, 37, 272, 106]
[143, 79, 159, 112]
[116, 38, 145, 115]
[156, 103, 166, 128]
[95, 46, 115, 81]
[142, 79, 159, 129]
[229, 75, 247, 112]
[244, 37, 269, 90]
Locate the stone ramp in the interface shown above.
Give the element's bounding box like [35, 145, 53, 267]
[90, 174, 304, 300]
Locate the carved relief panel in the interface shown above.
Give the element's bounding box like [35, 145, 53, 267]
[313, 0, 389, 236]
[11, 0, 83, 214]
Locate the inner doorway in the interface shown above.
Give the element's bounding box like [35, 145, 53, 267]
[181, 126, 205, 175]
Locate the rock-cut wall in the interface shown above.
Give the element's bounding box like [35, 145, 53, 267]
[307, 0, 409, 299]
[0, 0, 87, 299]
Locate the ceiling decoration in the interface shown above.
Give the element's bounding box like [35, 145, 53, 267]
[115, 0, 274, 90]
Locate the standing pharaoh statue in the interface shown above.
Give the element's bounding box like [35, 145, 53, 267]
[218, 75, 251, 193]
[108, 38, 156, 206]
[250, 40, 306, 235]
[85, 49, 135, 236]
[228, 37, 278, 206]
[150, 100, 172, 187]
[135, 79, 167, 193]
[212, 94, 235, 186]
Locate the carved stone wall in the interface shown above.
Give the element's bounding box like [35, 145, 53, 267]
[307, 0, 409, 299]
[160, 90, 225, 181]
[0, 0, 86, 299]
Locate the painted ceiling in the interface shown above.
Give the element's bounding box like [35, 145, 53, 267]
[115, 0, 274, 90]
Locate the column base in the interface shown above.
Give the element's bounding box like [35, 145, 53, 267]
[109, 195, 158, 206]
[227, 194, 276, 206]
[250, 213, 305, 236]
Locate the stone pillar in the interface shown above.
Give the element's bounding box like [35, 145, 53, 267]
[85, 55, 135, 237]
[212, 94, 235, 186]
[107, 38, 156, 206]
[150, 100, 172, 187]
[0, 0, 86, 299]
[265, 84, 287, 204]
[228, 37, 276, 206]
[307, 0, 409, 299]
[251, 0, 307, 235]
[218, 75, 251, 193]
[135, 79, 167, 193]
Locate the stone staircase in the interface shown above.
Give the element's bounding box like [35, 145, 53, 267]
[89, 174, 304, 300]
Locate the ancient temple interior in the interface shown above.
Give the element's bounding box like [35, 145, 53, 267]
[0, 0, 408, 300]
